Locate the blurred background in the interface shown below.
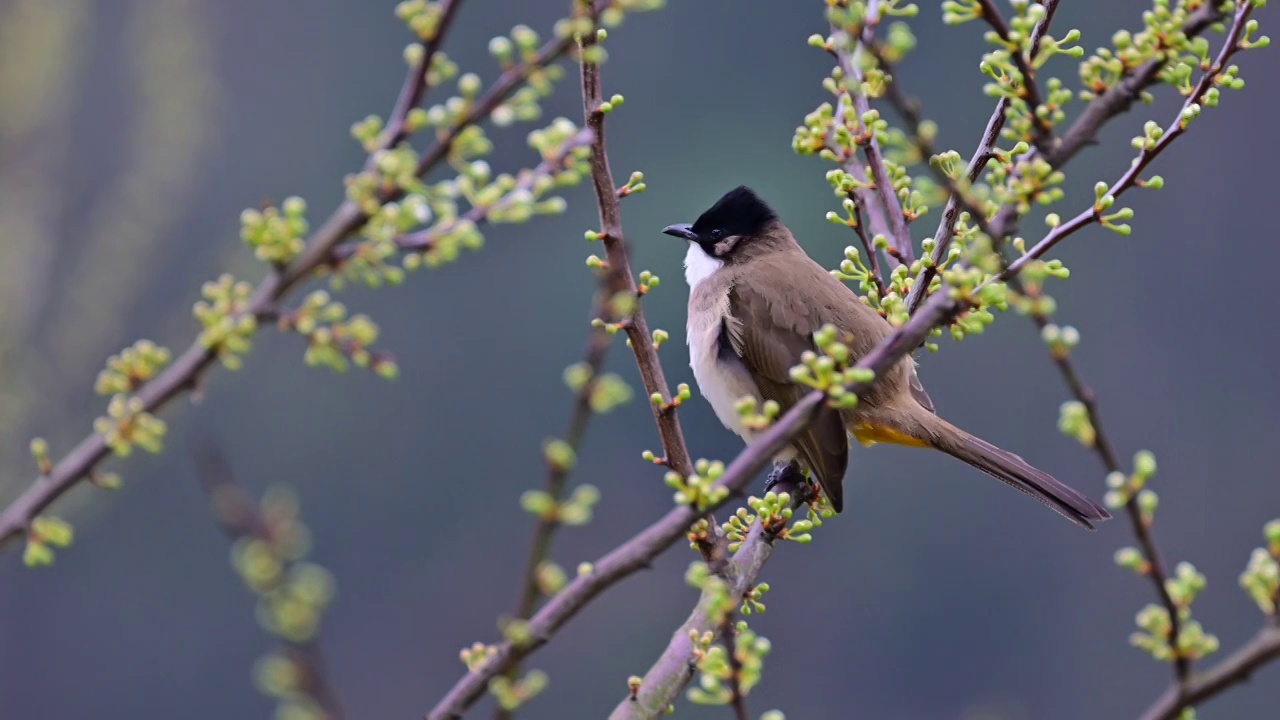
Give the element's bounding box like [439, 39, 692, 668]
[1, 1, 1278, 718]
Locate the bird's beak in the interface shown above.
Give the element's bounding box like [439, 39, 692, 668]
[661, 223, 697, 241]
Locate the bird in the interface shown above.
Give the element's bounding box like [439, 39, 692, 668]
[661, 185, 1111, 530]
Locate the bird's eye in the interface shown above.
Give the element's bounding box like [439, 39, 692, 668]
[709, 228, 725, 240]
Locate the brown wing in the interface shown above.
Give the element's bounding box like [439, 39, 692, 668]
[723, 254, 882, 512]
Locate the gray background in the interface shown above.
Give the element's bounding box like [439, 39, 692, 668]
[1, 1, 1277, 718]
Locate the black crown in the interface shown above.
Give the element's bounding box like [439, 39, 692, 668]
[691, 186, 777, 238]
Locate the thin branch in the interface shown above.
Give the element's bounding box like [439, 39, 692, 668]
[899, 0, 1066, 315]
[986, 2, 1228, 242]
[513, 328, 610, 615]
[1047, 1, 1225, 169]
[976, 0, 1056, 153]
[333, 129, 594, 262]
[999, 2, 1253, 284]
[1020, 281, 1187, 682]
[0, 2, 590, 549]
[190, 433, 345, 720]
[492, 180, 620, 720]
[857, 43, 1004, 248]
[1017, 3, 1259, 700]
[831, 0, 916, 265]
[723, 617, 750, 720]
[849, 196, 888, 298]
[901, 92, 1009, 315]
[579, 33, 695, 483]
[381, 0, 466, 150]
[1140, 625, 1280, 720]
[425, 290, 966, 720]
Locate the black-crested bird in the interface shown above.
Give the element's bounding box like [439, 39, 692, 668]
[662, 185, 1111, 529]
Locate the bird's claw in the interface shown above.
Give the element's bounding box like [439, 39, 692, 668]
[763, 460, 808, 502]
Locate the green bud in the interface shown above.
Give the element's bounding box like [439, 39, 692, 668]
[1133, 450, 1157, 479]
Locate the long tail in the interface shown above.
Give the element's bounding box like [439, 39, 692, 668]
[916, 412, 1111, 530]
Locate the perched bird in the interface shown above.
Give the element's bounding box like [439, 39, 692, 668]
[662, 186, 1111, 529]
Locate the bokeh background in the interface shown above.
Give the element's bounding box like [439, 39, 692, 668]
[2, 1, 1278, 718]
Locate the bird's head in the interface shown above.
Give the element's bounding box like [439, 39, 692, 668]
[661, 185, 779, 261]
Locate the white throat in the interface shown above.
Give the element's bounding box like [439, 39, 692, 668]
[683, 242, 724, 288]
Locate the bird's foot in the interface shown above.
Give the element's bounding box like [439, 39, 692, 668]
[763, 460, 811, 506]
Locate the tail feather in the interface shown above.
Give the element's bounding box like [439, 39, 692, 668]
[919, 414, 1111, 530]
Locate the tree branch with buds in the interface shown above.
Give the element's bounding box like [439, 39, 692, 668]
[4, 0, 608, 558]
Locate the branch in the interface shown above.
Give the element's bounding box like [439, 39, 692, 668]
[1017, 3, 1261, 703]
[1021, 280, 1188, 682]
[723, 616, 750, 720]
[491, 166, 619, 720]
[998, 1, 1253, 284]
[609, 523, 773, 720]
[190, 433, 345, 720]
[333, 129, 595, 263]
[848, 195, 888, 298]
[976, 0, 1056, 153]
[986, 1, 1228, 242]
[579, 32, 695, 482]
[900, 0, 1064, 315]
[425, 290, 965, 720]
[832, 0, 915, 265]
[1047, 1, 1226, 169]
[0, 0, 596, 550]
[1140, 625, 1280, 720]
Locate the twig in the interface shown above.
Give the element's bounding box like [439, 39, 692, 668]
[904, 0, 1225, 314]
[0, 0, 592, 549]
[1047, 2, 1224, 169]
[900, 0, 1065, 315]
[579, 32, 695, 483]
[976, 0, 1056, 153]
[998, 1, 1253, 285]
[831, 0, 916, 265]
[1139, 625, 1280, 720]
[985, 2, 1228, 242]
[190, 433, 346, 720]
[849, 196, 888, 298]
[492, 167, 618, 720]
[381, 0, 465, 151]
[901, 92, 1008, 315]
[1021, 281, 1188, 682]
[858, 39, 1004, 247]
[425, 290, 966, 720]
[1016, 2, 1258, 699]
[333, 129, 594, 263]
[723, 617, 749, 720]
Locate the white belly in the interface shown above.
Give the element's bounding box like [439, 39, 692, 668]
[685, 286, 796, 463]
[689, 330, 758, 440]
